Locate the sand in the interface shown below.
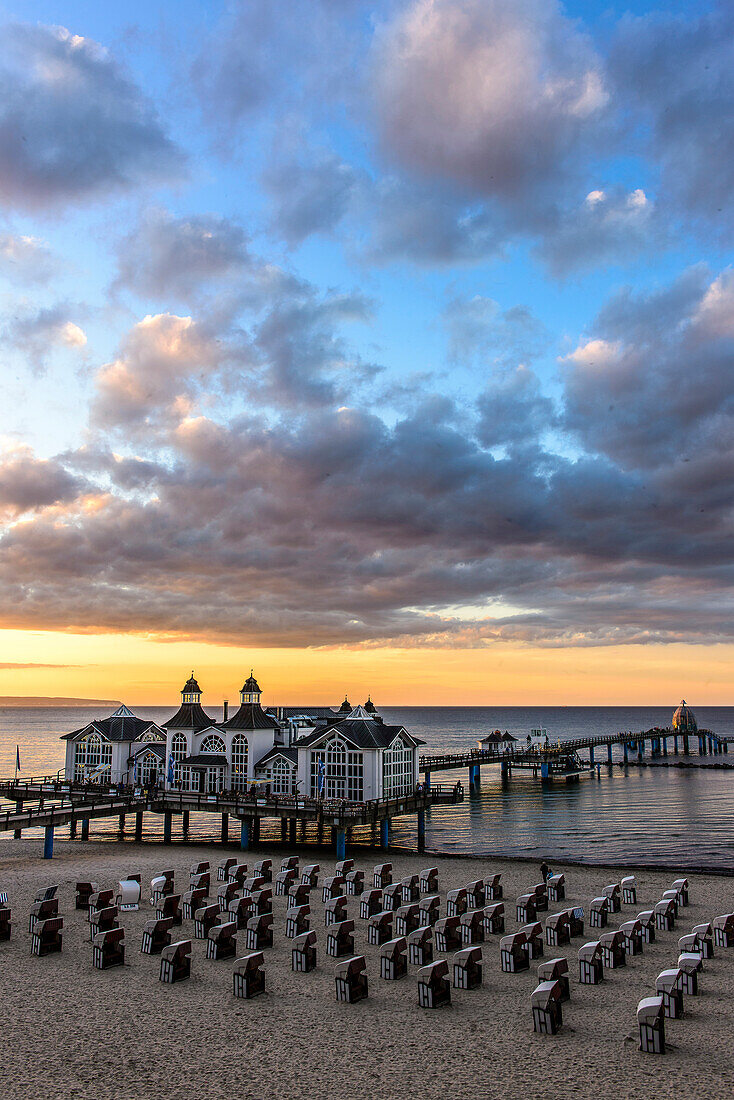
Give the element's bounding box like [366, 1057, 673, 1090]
[0, 839, 732, 1100]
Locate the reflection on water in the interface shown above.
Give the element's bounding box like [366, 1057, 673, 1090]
[1, 705, 733, 868]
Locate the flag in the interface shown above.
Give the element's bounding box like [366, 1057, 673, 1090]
[133, 754, 139, 785]
[317, 758, 325, 795]
[15, 745, 20, 772]
[167, 753, 175, 784]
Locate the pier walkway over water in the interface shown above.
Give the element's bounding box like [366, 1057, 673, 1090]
[0, 775, 463, 860]
[419, 725, 733, 791]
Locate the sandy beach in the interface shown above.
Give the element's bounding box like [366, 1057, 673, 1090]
[0, 839, 732, 1100]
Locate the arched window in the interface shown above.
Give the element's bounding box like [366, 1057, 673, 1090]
[137, 750, 161, 787]
[141, 728, 164, 743]
[171, 732, 188, 782]
[270, 758, 294, 794]
[200, 734, 226, 754]
[383, 736, 414, 798]
[231, 735, 249, 791]
[74, 732, 112, 782]
[310, 736, 363, 801]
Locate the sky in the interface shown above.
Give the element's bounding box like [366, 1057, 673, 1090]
[1, 0, 733, 706]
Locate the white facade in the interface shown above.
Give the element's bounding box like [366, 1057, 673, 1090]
[63, 705, 166, 785]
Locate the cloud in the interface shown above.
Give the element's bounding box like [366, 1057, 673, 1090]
[263, 145, 360, 247]
[91, 313, 222, 429]
[114, 210, 254, 303]
[0, 22, 184, 210]
[0, 234, 57, 283]
[372, 0, 607, 211]
[562, 265, 734, 470]
[538, 187, 663, 276]
[443, 296, 549, 365]
[3, 304, 87, 372]
[0, 445, 83, 517]
[609, 3, 734, 237]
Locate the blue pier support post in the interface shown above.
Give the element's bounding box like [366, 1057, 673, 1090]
[540, 762, 550, 782]
[469, 764, 481, 790]
[240, 819, 250, 851]
[163, 811, 172, 844]
[607, 744, 613, 764]
[637, 742, 643, 760]
[623, 743, 629, 763]
[698, 736, 704, 755]
[281, 818, 287, 842]
[118, 813, 126, 836]
[589, 746, 595, 766]
[135, 812, 143, 842]
[500, 760, 510, 781]
[69, 817, 77, 839]
[380, 817, 390, 850]
[13, 800, 22, 839]
[221, 813, 229, 844]
[708, 737, 714, 754]
[182, 810, 189, 839]
[424, 771, 431, 790]
[663, 737, 668, 756]
[674, 734, 678, 754]
[81, 817, 90, 841]
[417, 809, 426, 851]
[682, 735, 689, 755]
[336, 828, 346, 862]
[43, 825, 54, 859]
[289, 818, 297, 845]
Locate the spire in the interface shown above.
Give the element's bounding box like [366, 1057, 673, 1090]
[240, 671, 262, 703]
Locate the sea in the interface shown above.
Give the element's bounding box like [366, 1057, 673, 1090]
[2, 704, 733, 871]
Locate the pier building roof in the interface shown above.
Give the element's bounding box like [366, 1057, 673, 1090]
[62, 705, 165, 743]
[672, 700, 698, 733]
[163, 673, 213, 731]
[254, 745, 298, 768]
[220, 702, 278, 731]
[182, 753, 228, 766]
[295, 707, 424, 751]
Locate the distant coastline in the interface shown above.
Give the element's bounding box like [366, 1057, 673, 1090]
[0, 697, 121, 707]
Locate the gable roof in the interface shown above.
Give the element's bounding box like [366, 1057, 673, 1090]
[62, 707, 166, 743]
[296, 720, 423, 751]
[163, 701, 214, 730]
[254, 746, 298, 769]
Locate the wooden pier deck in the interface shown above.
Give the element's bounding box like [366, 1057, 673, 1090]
[0, 776, 463, 860]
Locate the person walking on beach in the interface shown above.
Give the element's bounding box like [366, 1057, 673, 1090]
[540, 860, 551, 882]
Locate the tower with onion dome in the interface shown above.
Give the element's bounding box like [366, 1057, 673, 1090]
[163, 672, 214, 786]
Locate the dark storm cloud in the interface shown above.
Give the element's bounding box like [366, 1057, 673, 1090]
[0, 23, 184, 210]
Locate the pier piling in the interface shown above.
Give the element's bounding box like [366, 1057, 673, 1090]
[43, 825, 54, 859]
[417, 809, 426, 850]
[13, 799, 22, 839]
[69, 818, 77, 839]
[220, 813, 229, 844]
[81, 817, 90, 841]
[240, 819, 249, 851]
[380, 818, 390, 850]
[281, 818, 287, 842]
[118, 813, 126, 837]
[289, 818, 296, 845]
[607, 744, 613, 764]
[135, 811, 143, 842]
[182, 810, 189, 839]
[335, 828, 346, 861]
[163, 811, 172, 844]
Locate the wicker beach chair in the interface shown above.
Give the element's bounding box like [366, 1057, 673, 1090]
[599, 930, 626, 969]
[537, 957, 570, 1001]
[159, 939, 191, 983]
[400, 875, 420, 904]
[482, 902, 504, 937]
[325, 896, 348, 927]
[285, 904, 310, 938]
[335, 859, 354, 877]
[500, 931, 529, 973]
[233, 952, 265, 999]
[274, 870, 296, 897]
[407, 925, 433, 966]
[245, 913, 274, 951]
[194, 903, 220, 940]
[453, 946, 482, 989]
[93, 927, 125, 970]
[326, 919, 355, 958]
[515, 893, 537, 924]
[395, 904, 421, 938]
[141, 917, 172, 954]
[588, 897, 608, 929]
[460, 909, 484, 946]
[367, 910, 393, 946]
[382, 882, 402, 912]
[547, 874, 565, 903]
[620, 919, 644, 956]
[485, 873, 502, 900]
[75, 881, 98, 910]
[655, 968, 684, 1018]
[360, 889, 383, 919]
[292, 930, 317, 972]
[380, 936, 408, 980]
[446, 888, 468, 918]
[419, 867, 438, 894]
[29, 897, 58, 934]
[31, 916, 63, 956]
[322, 875, 346, 903]
[434, 916, 462, 953]
[253, 859, 272, 883]
[301, 864, 320, 888]
[250, 889, 272, 916]
[156, 894, 182, 926]
[288, 883, 311, 907]
[418, 895, 441, 927]
[335, 955, 368, 1003]
[531, 980, 564, 1034]
[578, 941, 603, 984]
[417, 960, 450, 1008]
[545, 910, 571, 948]
[712, 913, 734, 948]
[206, 920, 237, 960]
[280, 856, 299, 874]
[677, 952, 702, 995]
[621, 876, 636, 905]
[218, 857, 237, 883]
[182, 887, 208, 922]
[89, 905, 119, 942]
[228, 895, 254, 930]
[637, 995, 665, 1054]
[345, 870, 364, 896]
[373, 863, 392, 889]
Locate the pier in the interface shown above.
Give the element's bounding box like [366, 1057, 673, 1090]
[0, 776, 463, 860]
[419, 726, 733, 790]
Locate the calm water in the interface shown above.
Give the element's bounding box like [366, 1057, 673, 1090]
[1, 705, 733, 870]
